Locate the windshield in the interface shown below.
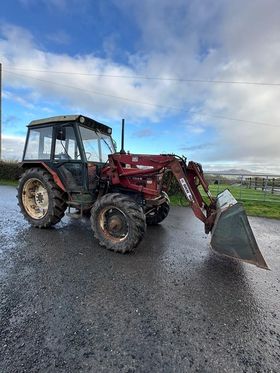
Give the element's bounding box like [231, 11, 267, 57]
[79, 125, 115, 162]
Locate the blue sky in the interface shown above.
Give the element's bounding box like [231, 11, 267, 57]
[1, 0, 280, 173]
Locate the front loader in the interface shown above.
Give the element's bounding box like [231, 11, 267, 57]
[17, 115, 268, 269]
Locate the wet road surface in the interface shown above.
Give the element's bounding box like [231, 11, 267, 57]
[0, 185, 280, 372]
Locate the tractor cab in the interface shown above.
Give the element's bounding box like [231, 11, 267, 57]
[22, 115, 115, 196]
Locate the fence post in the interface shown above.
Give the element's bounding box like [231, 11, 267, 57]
[264, 176, 268, 202]
[239, 175, 243, 200]
[272, 178, 275, 194]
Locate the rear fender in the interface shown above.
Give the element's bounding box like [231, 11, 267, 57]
[21, 161, 66, 192]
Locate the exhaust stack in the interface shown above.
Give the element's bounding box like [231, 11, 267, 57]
[120, 118, 126, 154]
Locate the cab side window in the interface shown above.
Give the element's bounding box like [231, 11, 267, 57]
[24, 127, 53, 160]
[54, 126, 80, 160]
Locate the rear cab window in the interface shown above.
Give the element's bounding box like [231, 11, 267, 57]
[24, 126, 53, 160]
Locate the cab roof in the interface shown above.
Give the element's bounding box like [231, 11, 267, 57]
[28, 115, 112, 134]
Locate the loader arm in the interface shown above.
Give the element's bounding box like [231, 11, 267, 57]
[169, 159, 216, 233]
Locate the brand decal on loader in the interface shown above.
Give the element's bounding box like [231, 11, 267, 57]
[179, 178, 194, 202]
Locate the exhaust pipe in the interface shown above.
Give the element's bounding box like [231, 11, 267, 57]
[120, 118, 126, 154]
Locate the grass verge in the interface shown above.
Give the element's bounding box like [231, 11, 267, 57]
[169, 194, 280, 220]
[0, 179, 18, 186]
[241, 200, 280, 219]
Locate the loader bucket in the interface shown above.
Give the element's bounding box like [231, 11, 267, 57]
[210, 190, 268, 269]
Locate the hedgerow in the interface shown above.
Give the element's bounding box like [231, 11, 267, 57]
[0, 160, 22, 180]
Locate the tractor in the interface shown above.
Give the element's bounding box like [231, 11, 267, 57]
[17, 115, 268, 269]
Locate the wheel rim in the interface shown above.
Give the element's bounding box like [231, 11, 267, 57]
[22, 178, 49, 219]
[147, 207, 158, 217]
[99, 206, 129, 242]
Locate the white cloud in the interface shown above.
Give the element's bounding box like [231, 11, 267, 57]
[1, 0, 280, 172]
[115, 0, 280, 171]
[3, 90, 34, 109]
[2, 135, 25, 161]
[46, 30, 72, 45]
[0, 23, 167, 122]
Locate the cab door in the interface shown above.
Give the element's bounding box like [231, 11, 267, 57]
[53, 124, 86, 192]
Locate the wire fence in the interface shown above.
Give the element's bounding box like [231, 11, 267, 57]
[204, 173, 280, 203]
[168, 172, 280, 204]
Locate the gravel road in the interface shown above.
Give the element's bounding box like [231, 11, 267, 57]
[0, 185, 279, 372]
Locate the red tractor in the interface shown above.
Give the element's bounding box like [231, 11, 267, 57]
[17, 115, 268, 268]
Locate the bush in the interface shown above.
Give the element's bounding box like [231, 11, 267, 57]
[0, 160, 22, 181]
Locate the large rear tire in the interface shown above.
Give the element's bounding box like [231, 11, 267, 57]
[91, 193, 146, 253]
[146, 201, 170, 225]
[17, 167, 67, 228]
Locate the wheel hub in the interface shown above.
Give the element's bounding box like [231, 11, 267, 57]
[100, 207, 129, 241]
[34, 185, 48, 209]
[22, 178, 49, 219]
[108, 216, 123, 232]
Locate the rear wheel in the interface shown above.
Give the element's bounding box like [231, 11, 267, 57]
[146, 201, 170, 225]
[17, 167, 67, 228]
[91, 193, 146, 253]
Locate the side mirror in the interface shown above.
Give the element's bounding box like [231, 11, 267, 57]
[57, 127, 66, 141]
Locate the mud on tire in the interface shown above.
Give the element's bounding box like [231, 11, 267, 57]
[91, 193, 146, 253]
[17, 167, 67, 228]
[146, 201, 170, 225]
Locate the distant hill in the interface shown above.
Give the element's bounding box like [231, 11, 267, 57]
[205, 169, 253, 175]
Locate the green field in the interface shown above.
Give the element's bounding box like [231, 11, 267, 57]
[202, 183, 280, 203]
[170, 183, 280, 219]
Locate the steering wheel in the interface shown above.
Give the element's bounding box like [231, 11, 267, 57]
[85, 152, 92, 160]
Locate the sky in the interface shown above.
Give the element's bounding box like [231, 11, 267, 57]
[1, 0, 280, 173]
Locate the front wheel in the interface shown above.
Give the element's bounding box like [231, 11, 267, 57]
[91, 193, 146, 253]
[146, 201, 170, 225]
